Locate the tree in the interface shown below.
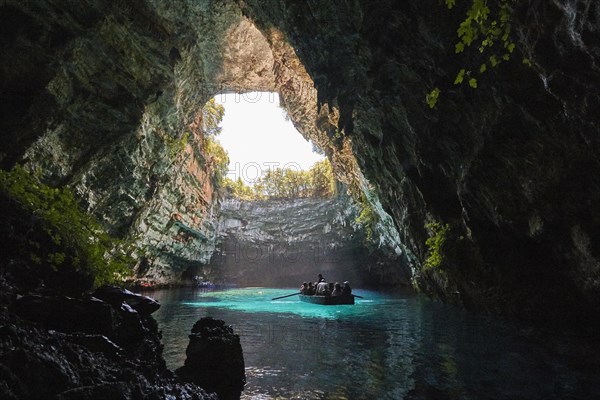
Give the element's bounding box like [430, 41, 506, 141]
[223, 177, 254, 200]
[201, 98, 229, 186]
[202, 98, 225, 136]
[223, 159, 336, 201]
[204, 137, 229, 186]
[310, 159, 335, 198]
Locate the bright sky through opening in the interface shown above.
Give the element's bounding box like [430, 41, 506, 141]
[214, 92, 324, 185]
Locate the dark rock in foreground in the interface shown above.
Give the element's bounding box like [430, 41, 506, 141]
[176, 317, 246, 400]
[0, 285, 218, 400]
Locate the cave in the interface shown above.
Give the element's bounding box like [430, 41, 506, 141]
[1, 0, 600, 399]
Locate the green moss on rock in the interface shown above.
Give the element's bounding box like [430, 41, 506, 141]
[0, 165, 132, 293]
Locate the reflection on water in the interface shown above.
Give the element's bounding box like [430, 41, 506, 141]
[147, 287, 599, 400]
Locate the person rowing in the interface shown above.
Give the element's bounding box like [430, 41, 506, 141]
[342, 281, 352, 297]
[299, 282, 308, 294]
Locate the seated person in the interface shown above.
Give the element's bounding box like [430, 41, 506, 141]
[331, 282, 342, 296]
[299, 282, 308, 294]
[342, 281, 352, 297]
[305, 282, 316, 295]
[315, 281, 330, 296]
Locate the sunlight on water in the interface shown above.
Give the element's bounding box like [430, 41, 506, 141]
[149, 287, 600, 400]
[182, 288, 378, 319]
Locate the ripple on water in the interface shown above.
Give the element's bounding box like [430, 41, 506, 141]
[149, 287, 600, 400]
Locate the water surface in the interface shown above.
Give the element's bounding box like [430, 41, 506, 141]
[148, 287, 599, 399]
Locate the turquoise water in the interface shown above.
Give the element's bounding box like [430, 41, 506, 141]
[183, 288, 373, 318]
[148, 287, 599, 400]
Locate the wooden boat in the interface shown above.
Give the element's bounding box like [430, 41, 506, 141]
[299, 294, 355, 305]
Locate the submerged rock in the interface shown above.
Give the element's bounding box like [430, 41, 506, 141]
[176, 317, 246, 400]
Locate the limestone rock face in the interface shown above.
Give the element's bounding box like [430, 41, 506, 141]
[208, 197, 410, 287]
[2, 0, 600, 326]
[0, 0, 231, 286]
[0, 0, 363, 288]
[238, 0, 600, 325]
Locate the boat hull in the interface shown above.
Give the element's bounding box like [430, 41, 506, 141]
[299, 294, 355, 305]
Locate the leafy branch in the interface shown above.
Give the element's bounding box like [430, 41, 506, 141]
[427, 0, 518, 108]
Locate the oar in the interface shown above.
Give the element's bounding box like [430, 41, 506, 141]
[352, 294, 364, 299]
[271, 292, 301, 300]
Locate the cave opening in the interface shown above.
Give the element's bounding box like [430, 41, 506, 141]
[211, 91, 326, 189]
[194, 90, 353, 287]
[4, 2, 600, 399]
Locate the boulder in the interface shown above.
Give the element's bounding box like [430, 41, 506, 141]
[176, 317, 246, 400]
[10, 294, 148, 354]
[1, 296, 217, 400]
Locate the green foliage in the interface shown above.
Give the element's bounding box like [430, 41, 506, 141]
[309, 159, 336, 198]
[355, 193, 379, 242]
[255, 160, 336, 200]
[454, 68, 466, 84]
[427, 0, 518, 104]
[165, 131, 190, 159]
[223, 177, 255, 200]
[257, 168, 308, 199]
[453, 71, 481, 89]
[222, 159, 336, 201]
[453, 0, 516, 78]
[426, 87, 442, 108]
[204, 137, 230, 187]
[423, 221, 451, 271]
[200, 97, 229, 186]
[202, 98, 225, 137]
[0, 165, 132, 290]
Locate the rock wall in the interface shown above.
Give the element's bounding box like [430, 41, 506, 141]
[0, 0, 392, 287]
[0, 0, 228, 286]
[206, 196, 410, 287]
[238, 0, 600, 325]
[2, 0, 600, 326]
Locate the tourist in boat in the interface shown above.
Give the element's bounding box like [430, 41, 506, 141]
[317, 273, 326, 283]
[316, 280, 330, 296]
[331, 282, 342, 296]
[306, 281, 316, 295]
[299, 282, 308, 294]
[342, 281, 352, 297]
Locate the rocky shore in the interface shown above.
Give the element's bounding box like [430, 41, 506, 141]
[0, 279, 245, 400]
